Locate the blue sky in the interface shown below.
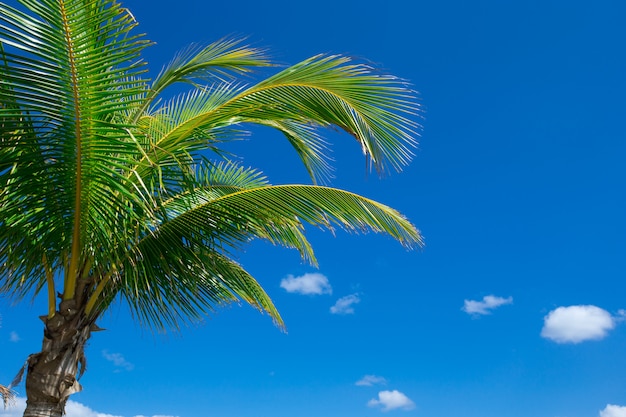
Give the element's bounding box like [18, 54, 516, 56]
[1, 0, 626, 416]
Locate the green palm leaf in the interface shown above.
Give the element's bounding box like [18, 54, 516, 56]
[160, 183, 421, 251]
[132, 54, 419, 185]
[131, 38, 271, 122]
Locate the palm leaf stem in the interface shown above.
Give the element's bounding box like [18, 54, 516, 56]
[42, 253, 56, 318]
[60, 0, 84, 301]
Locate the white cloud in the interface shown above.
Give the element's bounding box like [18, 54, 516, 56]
[330, 294, 360, 314]
[541, 305, 616, 344]
[356, 375, 387, 386]
[66, 400, 123, 417]
[134, 415, 178, 417]
[368, 390, 415, 412]
[462, 295, 513, 315]
[279, 273, 332, 295]
[9, 331, 20, 342]
[0, 398, 177, 417]
[102, 350, 134, 371]
[600, 404, 626, 417]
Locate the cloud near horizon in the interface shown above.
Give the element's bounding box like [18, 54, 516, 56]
[330, 293, 361, 314]
[280, 273, 332, 295]
[368, 390, 415, 412]
[600, 404, 626, 417]
[356, 374, 387, 386]
[541, 305, 617, 344]
[462, 295, 513, 315]
[0, 398, 178, 417]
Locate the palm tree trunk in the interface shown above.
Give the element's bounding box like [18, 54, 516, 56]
[23, 303, 91, 417]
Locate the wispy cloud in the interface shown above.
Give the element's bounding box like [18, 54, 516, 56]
[600, 404, 626, 417]
[462, 295, 513, 315]
[541, 305, 618, 344]
[356, 375, 387, 386]
[102, 350, 134, 371]
[9, 331, 20, 342]
[280, 273, 332, 295]
[368, 390, 415, 412]
[330, 293, 360, 314]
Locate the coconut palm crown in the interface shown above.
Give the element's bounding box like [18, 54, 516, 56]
[0, 0, 422, 416]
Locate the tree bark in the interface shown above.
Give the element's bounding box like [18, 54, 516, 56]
[23, 301, 91, 417]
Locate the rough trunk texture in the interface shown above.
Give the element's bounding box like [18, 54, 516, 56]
[23, 300, 91, 417]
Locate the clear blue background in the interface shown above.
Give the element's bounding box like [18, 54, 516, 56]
[1, 0, 625, 416]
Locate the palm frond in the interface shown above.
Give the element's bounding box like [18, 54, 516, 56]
[163, 184, 422, 250]
[153, 164, 317, 262]
[243, 54, 421, 175]
[127, 84, 245, 188]
[131, 38, 271, 123]
[91, 177, 419, 330]
[153, 37, 271, 92]
[110, 249, 283, 331]
[135, 54, 420, 184]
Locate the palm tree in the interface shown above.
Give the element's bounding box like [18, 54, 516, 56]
[0, 0, 422, 416]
